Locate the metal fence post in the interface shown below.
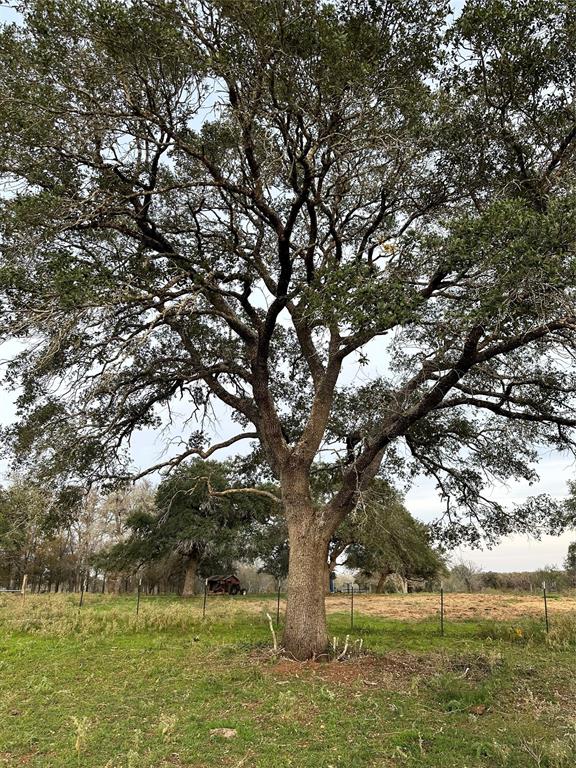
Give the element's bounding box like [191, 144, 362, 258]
[136, 578, 142, 616]
[21, 574, 28, 603]
[350, 584, 354, 630]
[440, 584, 445, 637]
[543, 581, 549, 633]
[79, 578, 86, 610]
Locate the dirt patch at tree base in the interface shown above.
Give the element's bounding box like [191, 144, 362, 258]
[263, 650, 501, 690]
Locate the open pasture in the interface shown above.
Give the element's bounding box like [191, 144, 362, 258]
[1, 592, 576, 768]
[325, 592, 576, 621]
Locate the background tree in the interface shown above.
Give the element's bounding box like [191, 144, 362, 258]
[0, 476, 50, 590]
[446, 561, 484, 593]
[88, 482, 156, 593]
[0, 474, 83, 591]
[252, 478, 445, 592]
[0, 474, 153, 593]
[565, 542, 576, 586]
[103, 459, 271, 595]
[341, 482, 446, 592]
[2, 0, 576, 657]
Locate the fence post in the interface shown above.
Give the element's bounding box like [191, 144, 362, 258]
[543, 581, 549, 633]
[136, 578, 142, 616]
[202, 579, 208, 619]
[350, 585, 354, 630]
[21, 574, 28, 602]
[276, 580, 281, 627]
[79, 578, 86, 610]
[440, 584, 445, 637]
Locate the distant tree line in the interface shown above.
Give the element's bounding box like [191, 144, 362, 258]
[0, 459, 447, 594]
[3, 458, 574, 596]
[0, 475, 156, 593]
[442, 560, 576, 593]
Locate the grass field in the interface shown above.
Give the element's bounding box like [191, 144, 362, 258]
[1, 592, 576, 768]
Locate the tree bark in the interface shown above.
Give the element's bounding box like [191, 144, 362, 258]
[283, 533, 330, 659]
[376, 571, 387, 593]
[107, 574, 121, 594]
[182, 556, 198, 597]
[282, 493, 333, 660]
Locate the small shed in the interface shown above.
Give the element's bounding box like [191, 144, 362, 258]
[206, 574, 245, 595]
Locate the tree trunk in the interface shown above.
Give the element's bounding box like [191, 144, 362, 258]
[283, 518, 331, 660]
[9, 566, 18, 591]
[106, 575, 121, 594]
[376, 571, 387, 593]
[182, 557, 198, 597]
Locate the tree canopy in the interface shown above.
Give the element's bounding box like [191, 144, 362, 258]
[2, 0, 576, 657]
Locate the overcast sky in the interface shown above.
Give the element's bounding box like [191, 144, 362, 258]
[1, 3, 574, 572]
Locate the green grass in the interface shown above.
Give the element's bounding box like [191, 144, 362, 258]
[1, 594, 575, 767]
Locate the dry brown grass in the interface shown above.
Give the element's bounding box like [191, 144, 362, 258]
[224, 591, 576, 622]
[322, 591, 576, 621]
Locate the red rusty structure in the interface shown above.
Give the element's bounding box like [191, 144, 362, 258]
[206, 574, 246, 595]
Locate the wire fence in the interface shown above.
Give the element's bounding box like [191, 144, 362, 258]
[2, 575, 574, 641]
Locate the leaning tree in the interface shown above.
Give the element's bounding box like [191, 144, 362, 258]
[2, 0, 576, 657]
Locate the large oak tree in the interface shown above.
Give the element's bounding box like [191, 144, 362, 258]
[2, 0, 576, 657]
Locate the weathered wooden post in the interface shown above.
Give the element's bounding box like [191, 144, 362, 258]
[79, 578, 86, 609]
[21, 574, 28, 602]
[276, 580, 281, 627]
